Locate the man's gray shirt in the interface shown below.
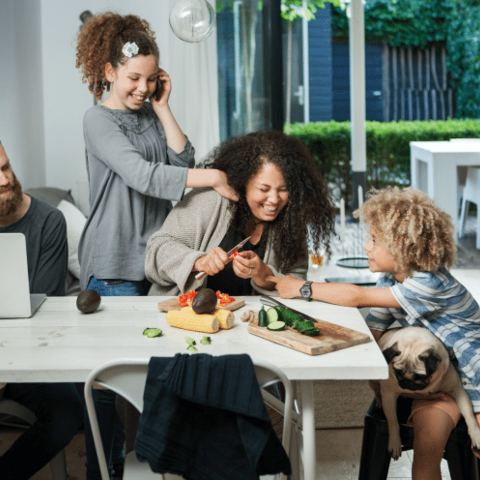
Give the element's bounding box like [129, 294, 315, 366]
[78, 102, 195, 290]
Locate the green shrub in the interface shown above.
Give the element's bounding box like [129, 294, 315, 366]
[289, 119, 480, 206]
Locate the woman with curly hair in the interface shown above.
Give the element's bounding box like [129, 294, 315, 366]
[146, 130, 336, 296]
[271, 186, 480, 480]
[75, 12, 237, 480]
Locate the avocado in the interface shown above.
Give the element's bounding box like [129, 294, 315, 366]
[76, 289, 101, 314]
[192, 288, 217, 314]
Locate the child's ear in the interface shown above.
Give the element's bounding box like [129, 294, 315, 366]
[105, 63, 115, 83]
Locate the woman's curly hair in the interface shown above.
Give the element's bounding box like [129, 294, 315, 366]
[354, 186, 456, 275]
[76, 12, 159, 100]
[201, 131, 336, 272]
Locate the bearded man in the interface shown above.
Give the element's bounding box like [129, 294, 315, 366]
[0, 141, 83, 480]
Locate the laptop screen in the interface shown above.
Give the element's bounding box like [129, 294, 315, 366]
[0, 233, 35, 318]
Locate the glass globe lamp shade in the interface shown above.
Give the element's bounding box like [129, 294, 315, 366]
[169, 0, 215, 43]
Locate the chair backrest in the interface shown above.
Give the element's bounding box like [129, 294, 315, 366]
[84, 357, 293, 480]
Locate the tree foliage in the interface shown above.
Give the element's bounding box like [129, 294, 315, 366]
[331, 0, 452, 47]
[331, 0, 480, 118]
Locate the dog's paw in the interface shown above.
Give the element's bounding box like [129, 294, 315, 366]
[472, 444, 480, 459]
[470, 431, 480, 452]
[388, 436, 402, 460]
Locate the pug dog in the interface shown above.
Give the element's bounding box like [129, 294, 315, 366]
[369, 326, 480, 460]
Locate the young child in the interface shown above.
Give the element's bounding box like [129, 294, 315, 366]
[268, 187, 480, 480]
[75, 12, 238, 480]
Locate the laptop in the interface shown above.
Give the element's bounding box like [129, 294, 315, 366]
[0, 233, 46, 318]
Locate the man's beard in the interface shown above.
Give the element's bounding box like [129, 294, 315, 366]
[0, 174, 23, 218]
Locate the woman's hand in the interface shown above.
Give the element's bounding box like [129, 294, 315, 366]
[233, 251, 274, 289]
[265, 275, 303, 298]
[149, 68, 171, 107]
[194, 247, 230, 276]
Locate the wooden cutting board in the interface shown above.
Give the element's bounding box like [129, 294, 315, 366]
[247, 317, 370, 355]
[158, 297, 245, 312]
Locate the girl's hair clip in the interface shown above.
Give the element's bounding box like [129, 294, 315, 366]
[122, 42, 139, 58]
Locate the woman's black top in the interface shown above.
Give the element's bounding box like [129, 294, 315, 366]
[206, 225, 266, 296]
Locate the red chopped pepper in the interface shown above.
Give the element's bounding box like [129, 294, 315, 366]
[178, 290, 197, 307]
[178, 290, 235, 308]
[216, 291, 235, 307]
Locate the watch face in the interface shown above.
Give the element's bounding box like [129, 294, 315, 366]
[300, 282, 312, 298]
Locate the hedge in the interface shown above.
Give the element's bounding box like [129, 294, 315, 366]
[289, 119, 480, 207]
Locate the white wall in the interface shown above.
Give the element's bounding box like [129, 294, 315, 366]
[1, 0, 219, 212]
[0, 0, 46, 188]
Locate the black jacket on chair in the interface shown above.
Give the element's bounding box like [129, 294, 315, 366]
[135, 353, 291, 480]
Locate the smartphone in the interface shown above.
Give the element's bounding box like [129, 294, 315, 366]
[153, 79, 162, 101]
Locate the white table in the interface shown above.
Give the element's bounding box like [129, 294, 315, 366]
[0, 296, 388, 479]
[410, 140, 480, 239]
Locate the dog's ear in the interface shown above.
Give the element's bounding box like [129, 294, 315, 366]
[382, 342, 401, 364]
[420, 349, 442, 377]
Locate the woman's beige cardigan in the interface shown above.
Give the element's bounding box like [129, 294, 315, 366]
[145, 188, 308, 296]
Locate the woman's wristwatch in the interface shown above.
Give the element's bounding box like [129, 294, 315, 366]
[300, 281, 313, 301]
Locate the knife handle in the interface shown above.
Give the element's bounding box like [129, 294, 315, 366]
[195, 271, 207, 280]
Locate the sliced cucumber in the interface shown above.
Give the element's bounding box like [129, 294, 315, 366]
[303, 329, 321, 337]
[187, 345, 198, 353]
[296, 321, 316, 333]
[267, 321, 286, 331]
[143, 328, 162, 338]
[185, 337, 196, 346]
[200, 336, 211, 345]
[266, 307, 281, 324]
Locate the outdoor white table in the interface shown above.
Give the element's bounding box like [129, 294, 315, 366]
[0, 296, 388, 479]
[410, 140, 480, 239]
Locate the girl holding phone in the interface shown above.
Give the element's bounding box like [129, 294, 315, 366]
[75, 12, 237, 480]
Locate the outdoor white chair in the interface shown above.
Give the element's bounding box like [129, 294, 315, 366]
[0, 398, 67, 480]
[84, 357, 297, 480]
[458, 166, 480, 249]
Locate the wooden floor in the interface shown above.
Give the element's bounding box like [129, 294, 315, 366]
[0, 426, 453, 480]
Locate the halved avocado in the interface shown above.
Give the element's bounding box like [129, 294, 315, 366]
[76, 289, 101, 314]
[192, 288, 217, 314]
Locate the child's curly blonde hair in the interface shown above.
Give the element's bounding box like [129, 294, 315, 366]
[354, 187, 456, 275]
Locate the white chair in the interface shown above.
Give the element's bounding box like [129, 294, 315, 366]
[0, 398, 67, 480]
[84, 357, 296, 480]
[458, 167, 480, 249]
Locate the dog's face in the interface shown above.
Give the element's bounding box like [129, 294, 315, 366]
[382, 335, 445, 392]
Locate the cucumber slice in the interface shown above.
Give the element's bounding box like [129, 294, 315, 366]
[185, 337, 196, 346]
[266, 307, 280, 324]
[200, 336, 211, 345]
[296, 321, 315, 333]
[187, 345, 198, 353]
[303, 329, 321, 337]
[143, 328, 162, 338]
[267, 321, 286, 331]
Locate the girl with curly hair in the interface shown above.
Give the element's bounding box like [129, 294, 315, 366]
[75, 11, 237, 293]
[146, 130, 336, 296]
[271, 186, 480, 479]
[75, 11, 238, 480]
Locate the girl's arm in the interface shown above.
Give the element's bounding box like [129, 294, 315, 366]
[266, 275, 401, 308]
[150, 69, 187, 153]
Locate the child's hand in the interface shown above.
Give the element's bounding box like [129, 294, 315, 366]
[266, 275, 303, 299]
[150, 68, 171, 107]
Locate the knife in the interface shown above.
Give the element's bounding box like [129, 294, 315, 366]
[195, 236, 252, 281]
[260, 295, 318, 323]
